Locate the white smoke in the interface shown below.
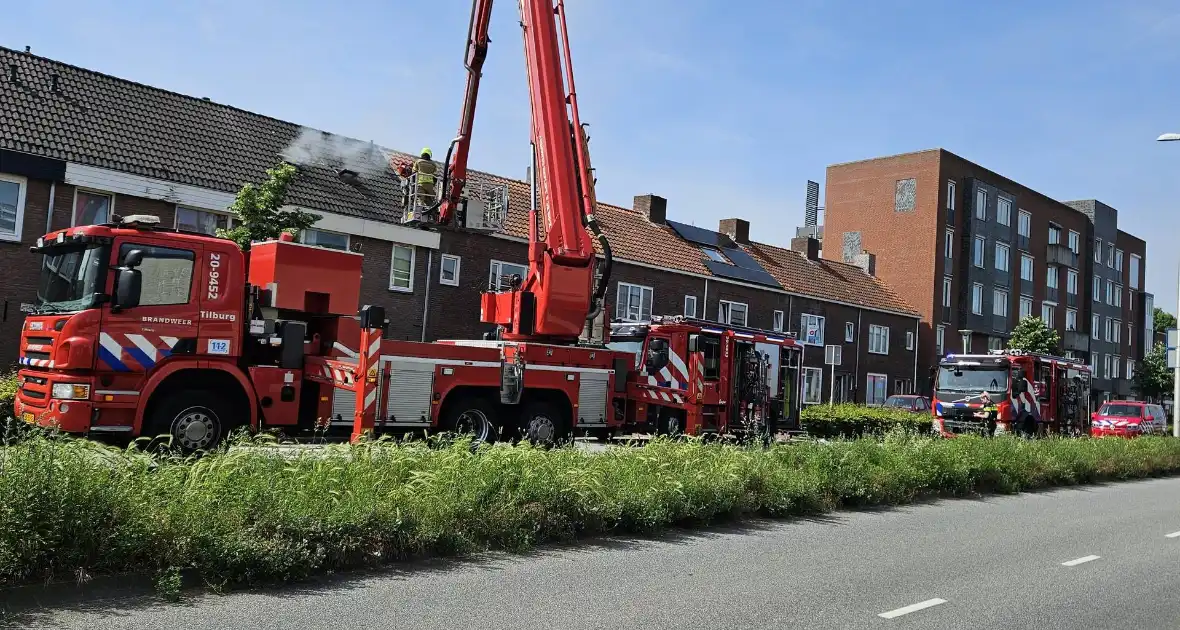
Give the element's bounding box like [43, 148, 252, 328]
[280, 126, 396, 178]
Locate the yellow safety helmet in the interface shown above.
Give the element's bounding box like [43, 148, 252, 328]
[420, 147, 432, 158]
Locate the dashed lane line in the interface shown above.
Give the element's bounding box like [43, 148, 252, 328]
[1061, 555, 1101, 567]
[878, 598, 947, 619]
[1165, 531, 1180, 539]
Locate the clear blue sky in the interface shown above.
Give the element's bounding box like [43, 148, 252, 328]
[4, 0, 1180, 309]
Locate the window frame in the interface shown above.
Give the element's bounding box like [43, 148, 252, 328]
[1094, 238, 1103, 264]
[844, 321, 855, 343]
[905, 330, 914, 351]
[1093, 276, 1101, 303]
[302, 228, 351, 251]
[1041, 301, 1056, 327]
[1092, 313, 1100, 340]
[799, 313, 825, 346]
[71, 188, 115, 227]
[1017, 210, 1031, 238]
[489, 259, 529, 291]
[1066, 269, 1078, 295]
[1020, 254, 1034, 282]
[683, 295, 698, 318]
[439, 253, 461, 286]
[773, 309, 784, 333]
[868, 324, 889, 355]
[1130, 254, 1142, 289]
[1019, 296, 1033, 319]
[0, 172, 27, 243]
[717, 299, 748, 327]
[175, 206, 232, 236]
[942, 276, 952, 307]
[993, 288, 1008, 317]
[994, 241, 1010, 272]
[944, 229, 954, 260]
[801, 367, 824, 405]
[1048, 224, 1062, 245]
[617, 282, 655, 322]
[971, 283, 984, 315]
[946, 180, 956, 210]
[388, 243, 416, 292]
[866, 373, 889, 406]
[975, 189, 987, 220]
[118, 242, 196, 307]
[1068, 230, 1080, 254]
[1066, 308, 1077, 331]
[973, 235, 986, 268]
[997, 197, 1012, 226]
[1046, 265, 1059, 289]
[936, 325, 945, 357]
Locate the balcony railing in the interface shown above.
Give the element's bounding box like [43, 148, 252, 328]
[1046, 243, 1079, 268]
[1063, 330, 1090, 352]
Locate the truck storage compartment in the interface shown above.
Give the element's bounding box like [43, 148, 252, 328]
[248, 239, 363, 316]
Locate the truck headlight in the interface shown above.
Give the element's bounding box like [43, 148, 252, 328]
[51, 383, 91, 400]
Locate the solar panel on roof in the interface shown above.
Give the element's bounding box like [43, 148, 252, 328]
[704, 261, 783, 288]
[667, 220, 781, 287]
[666, 220, 730, 248]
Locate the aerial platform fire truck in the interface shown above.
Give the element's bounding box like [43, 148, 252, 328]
[12, 0, 802, 451]
[932, 349, 1093, 438]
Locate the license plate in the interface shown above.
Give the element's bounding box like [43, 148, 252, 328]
[21, 412, 34, 424]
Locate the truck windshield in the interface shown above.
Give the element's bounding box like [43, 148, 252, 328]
[35, 245, 107, 314]
[937, 366, 1008, 394]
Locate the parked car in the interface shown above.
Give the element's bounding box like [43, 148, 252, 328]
[883, 395, 932, 413]
[1091, 401, 1167, 437]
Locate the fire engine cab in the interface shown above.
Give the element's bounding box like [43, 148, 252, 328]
[933, 349, 1093, 437]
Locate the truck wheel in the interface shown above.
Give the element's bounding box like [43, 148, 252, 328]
[521, 402, 570, 448]
[657, 410, 684, 438]
[150, 391, 231, 454]
[442, 397, 498, 445]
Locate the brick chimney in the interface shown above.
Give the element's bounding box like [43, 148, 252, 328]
[633, 194, 667, 224]
[790, 236, 820, 261]
[853, 252, 877, 276]
[719, 218, 750, 244]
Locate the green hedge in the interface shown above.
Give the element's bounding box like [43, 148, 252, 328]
[801, 404, 932, 438]
[2, 432, 1179, 592]
[0, 371, 15, 422]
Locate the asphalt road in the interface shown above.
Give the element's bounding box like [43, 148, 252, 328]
[7, 477, 1180, 629]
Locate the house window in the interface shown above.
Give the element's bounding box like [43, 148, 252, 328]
[994, 242, 1010, 272]
[0, 173, 27, 242]
[1046, 265, 1058, 289]
[866, 373, 889, 406]
[1115, 249, 1124, 272]
[1019, 296, 1032, 319]
[868, 324, 889, 354]
[439, 254, 461, 286]
[800, 313, 825, 345]
[389, 244, 415, 292]
[1105, 279, 1114, 305]
[617, 283, 654, 322]
[302, 228, 349, 251]
[1094, 238, 1103, 264]
[993, 288, 1008, 317]
[1127, 359, 1135, 380]
[905, 330, 914, 350]
[802, 367, 823, 405]
[683, 295, 697, 318]
[844, 321, 855, 343]
[718, 300, 748, 326]
[945, 229, 954, 260]
[1107, 244, 1115, 268]
[1042, 302, 1055, 327]
[1130, 254, 1142, 289]
[973, 236, 985, 268]
[1093, 276, 1101, 303]
[1091, 313, 1100, 340]
[971, 283, 984, 315]
[1068, 230, 1080, 254]
[988, 336, 1003, 351]
[1066, 269, 1078, 295]
[895, 178, 917, 212]
[1112, 356, 1121, 380]
[1112, 319, 1121, 344]
[975, 189, 987, 220]
[176, 206, 230, 236]
[946, 180, 956, 210]
[1113, 284, 1123, 308]
[1048, 224, 1061, 245]
[936, 325, 945, 357]
[997, 197, 1012, 226]
[73, 190, 112, 226]
[489, 260, 528, 291]
[942, 276, 952, 307]
[702, 247, 727, 263]
[1020, 254, 1034, 282]
[773, 310, 785, 332]
[1017, 210, 1031, 238]
[1066, 308, 1077, 331]
[119, 243, 195, 306]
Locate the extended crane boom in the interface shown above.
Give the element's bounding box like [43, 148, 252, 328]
[417, 0, 613, 344]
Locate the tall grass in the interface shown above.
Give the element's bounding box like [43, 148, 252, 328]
[2, 432, 1179, 591]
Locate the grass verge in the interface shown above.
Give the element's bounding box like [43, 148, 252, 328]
[2, 431, 1180, 592]
[801, 403, 931, 438]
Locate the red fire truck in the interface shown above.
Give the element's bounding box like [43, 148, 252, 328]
[932, 350, 1093, 438]
[11, 0, 801, 451]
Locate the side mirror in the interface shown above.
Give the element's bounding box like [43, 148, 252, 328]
[687, 334, 699, 353]
[122, 248, 145, 269]
[114, 267, 142, 310]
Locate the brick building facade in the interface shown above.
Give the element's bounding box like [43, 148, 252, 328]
[823, 148, 1150, 400]
[0, 45, 921, 406]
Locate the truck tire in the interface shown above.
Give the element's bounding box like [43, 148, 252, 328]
[520, 401, 570, 448]
[442, 396, 499, 445]
[149, 390, 232, 454]
[657, 409, 684, 438]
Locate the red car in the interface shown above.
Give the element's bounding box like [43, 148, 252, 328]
[1091, 401, 1167, 437]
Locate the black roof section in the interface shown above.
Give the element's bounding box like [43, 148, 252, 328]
[665, 219, 782, 288]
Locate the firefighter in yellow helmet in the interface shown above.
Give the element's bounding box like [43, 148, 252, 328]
[396, 148, 439, 218]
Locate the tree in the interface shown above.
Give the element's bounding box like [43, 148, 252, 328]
[217, 162, 320, 250]
[1154, 307, 1176, 335]
[1133, 342, 1171, 401]
[1007, 316, 1061, 354]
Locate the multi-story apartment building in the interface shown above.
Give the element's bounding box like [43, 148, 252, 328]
[823, 149, 1149, 399]
[0, 46, 923, 406]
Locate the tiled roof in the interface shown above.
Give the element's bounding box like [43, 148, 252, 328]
[0, 45, 917, 317]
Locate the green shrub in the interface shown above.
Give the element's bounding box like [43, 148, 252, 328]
[1, 432, 1178, 592]
[801, 403, 932, 438]
[0, 371, 15, 420]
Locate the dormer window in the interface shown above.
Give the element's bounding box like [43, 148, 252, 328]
[702, 247, 728, 263]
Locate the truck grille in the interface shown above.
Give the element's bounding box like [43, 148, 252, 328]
[22, 350, 52, 362]
[20, 388, 46, 400]
[25, 337, 54, 346]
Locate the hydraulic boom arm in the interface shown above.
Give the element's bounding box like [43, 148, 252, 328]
[422, 0, 613, 343]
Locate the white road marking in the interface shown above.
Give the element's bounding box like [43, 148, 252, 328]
[878, 598, 947, 619]
[1166, 531, 1180, 539]
[1061, 555, 1101, 567]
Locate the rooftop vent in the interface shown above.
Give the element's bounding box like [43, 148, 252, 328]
[338, 169, 360, 185]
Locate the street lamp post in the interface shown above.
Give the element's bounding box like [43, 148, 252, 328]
[1157, 133, 1180, 437]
